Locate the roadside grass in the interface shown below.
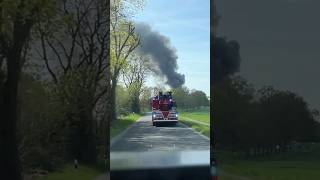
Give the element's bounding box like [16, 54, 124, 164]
[179, 110, 210, 137]
[217, 143, 320, 180]
[37, 164, 104, 180]
[181, 120, 210, 137]
[180, 111, 210, 124]
[219, 160, 320, 180]
[110, 113, 141, 138]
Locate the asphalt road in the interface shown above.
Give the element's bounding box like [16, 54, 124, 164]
[111, 114, 210, 152]
[96, 115, 210, 180]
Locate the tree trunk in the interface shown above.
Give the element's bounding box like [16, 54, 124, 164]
[66, 105, 97, 164]
[102, 102, 110, 170]
[110, 77, 117, 121]
[105, 60, 111, 170]
[130, 96, 140, 114]
[0, 53, 22, 180]
[82, 109, 97, 164]
[80, 108, 97, 164]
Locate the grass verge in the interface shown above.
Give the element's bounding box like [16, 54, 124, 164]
[219, 160, 320, 180]
[110, 113, 141, 139]
[37, 164, 104, 180]
[180, 120, 210, 137]
[217, 144, 320, 180]
[179, 111, 210, 124]
[179, 111, 210, 137]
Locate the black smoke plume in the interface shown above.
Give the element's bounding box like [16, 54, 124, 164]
[211, 0, 241, 84]
[213, 37, 241, 84]
[135, 23, 185, 88]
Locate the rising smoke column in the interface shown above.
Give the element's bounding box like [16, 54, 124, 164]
[135, 23, 185, 88]
[212, 0, 241, 84]
[213, 37, 241, 84]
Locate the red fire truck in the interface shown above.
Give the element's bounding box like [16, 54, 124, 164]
[151, 91, 178, 126]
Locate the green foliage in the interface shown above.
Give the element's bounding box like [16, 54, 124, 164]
[35, 0, 110, 164]
[110, 113, 141, 138]
[0, 0, 57, 41]
[110, 0, 141, 79]
[53, 70, 98, 164]
[189, 90, 210, 107]
[110, 0, 143, 121]
[171, 86, 210, 110]
[54, 69, 97, 112]
[116, 85, 131, 115]
[111, 0, 145, 19]
[19, 71, 101, 171]
[127, 81, 141, 113]
[19, 74, 66, 172]
[121, 53, 152, 114]
[171, 86, 190, 109]
[213, 75, 320, 152]
[2, 0, 108, 178]
[140, 86, 152, 112]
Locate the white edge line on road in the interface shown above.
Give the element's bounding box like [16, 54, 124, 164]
[110, 117, 144, 148]
[179, 121, 210, 141]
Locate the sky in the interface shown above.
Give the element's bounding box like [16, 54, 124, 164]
[133, 0, 210, 96]
[216, 0, 320, 110]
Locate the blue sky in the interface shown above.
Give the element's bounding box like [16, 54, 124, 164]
[133, 0, 210, 96]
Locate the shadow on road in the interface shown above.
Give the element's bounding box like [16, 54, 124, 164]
[154, 122, 178, 127]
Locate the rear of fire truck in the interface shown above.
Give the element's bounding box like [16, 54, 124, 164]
[151, 91, 178, 126]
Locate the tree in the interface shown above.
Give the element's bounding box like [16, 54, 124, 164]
[18, 74, 66, 171]
[0, 1, 56, 179]
[171, 86, 190, 109]
[115, 84, 131, 115]
[140, 86, 152, 112]
[110, 0, 142, 120]
[122, 53, 151, 113]
[213, 75, 319, 154]
[36, 0, 109, 164]
[171, 87, 210, 110]
[257, 87, 317, 144]
[213, 76, 255, 150]
[189, 90, 209, 108]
